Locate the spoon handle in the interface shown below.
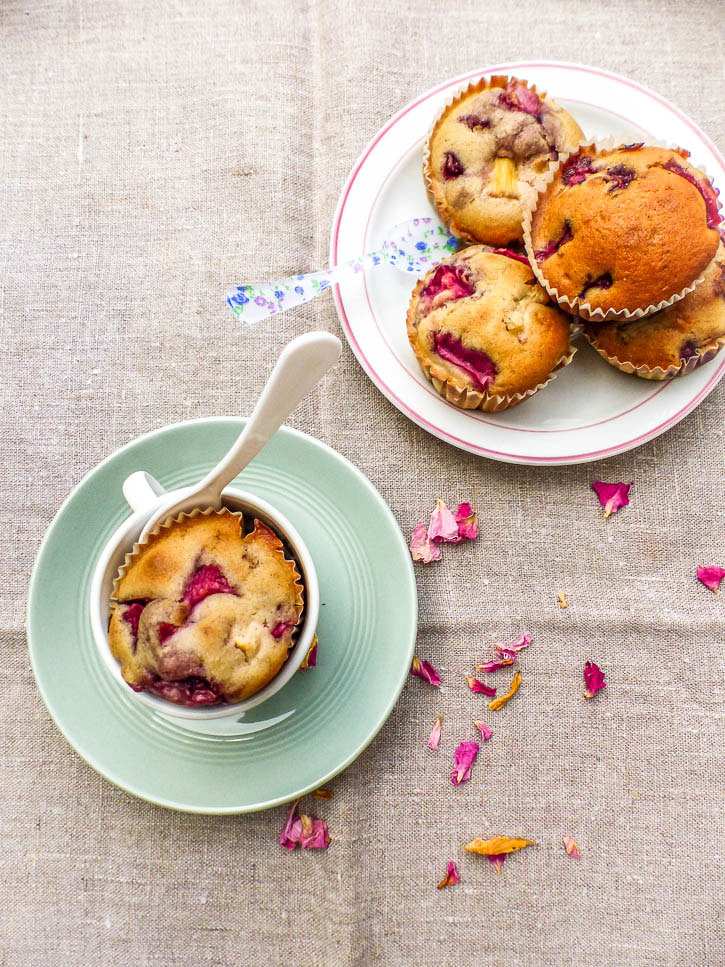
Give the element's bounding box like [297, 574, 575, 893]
[195, 331, 342, 501]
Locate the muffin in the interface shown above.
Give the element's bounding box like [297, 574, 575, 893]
[582, 242, 725, 378]
[406, 246, 574, 411]
[109, 509, 304, 706]
[525, 142, 722, 320]
[424, 76, 584, 247]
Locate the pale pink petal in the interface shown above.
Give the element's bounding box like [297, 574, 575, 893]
[428, 715, 443, 750]
[450, 741, 479, 786]
[697, 565, 725, 594]
[466, 676, 496, 697]
[411, 657, 441, 687]
[280, 801, 330, 850]
[494, 633, 532, 654]
[584, 661, 606, 699]
[279, 799, 301, 850]
[563, 837, 581, 859]
[592, 481, 632, 518]
[409, 523, 441, 563]
[429, 499, 460, 543]
[454, 502, 479, 541]
[474, 721, 493, 741]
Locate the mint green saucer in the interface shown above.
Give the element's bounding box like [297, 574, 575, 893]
[27, 420, 417, 813]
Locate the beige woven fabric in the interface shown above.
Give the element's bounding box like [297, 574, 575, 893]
[2, 1, 724, 964]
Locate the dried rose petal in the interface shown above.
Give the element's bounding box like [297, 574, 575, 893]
[428, 715, 443, 751]
[584, 661, 606, 699]
[409, 523, 442, 563]
[466, 675, 497, 697]
[429, 499, 460, 543]
[450, 741, 479, 786]
[454, 502, 479, 541]
[592, 481, 632, 518]
[563, 837, 581, 859]
[411, 656, 441, 687]
[437, 860, 460, 889]
[299, 635, 318, 670]
[314, 788, 334, 800]
[558, 591, 568, 609]
[465, 835, 535, 855]
[487, 854, 506, 873]
[494, 633, 532, 654]
[697, 565, 725, 594]
[488, 671, 521, 711]
[280, 801, 330, 850]
[475, 655, 515, 673]
[474, 720, 493, 741]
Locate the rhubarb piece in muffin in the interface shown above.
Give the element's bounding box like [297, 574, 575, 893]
[109, 510, 304, 706]
[424, 76, 583, 247]
[526, 143, 722, 319]
[406, 247, 574, 411]
[582, 242, 725, 378]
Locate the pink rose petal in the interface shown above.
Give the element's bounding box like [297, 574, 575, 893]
[409, 523, 441, 563]
[429, 499, 460, 543]
[697, 565, 725, 594]
[584, 661, 606, 699]
[454, 502, 479, 541]
[466, 676, 497, 697]
[280, 800, 330, 850]
[563, 837, 581, 859]
[592, 481, 632, 518]
[450, 741, 479, 786]
[437, 860, 460, 889]
[474, 720, 493, 741]
[428, 715, 443, 751]
[488, 854, 506, 873]
[476, 655, 515, 673]
[496, 633, 532, 654]
[411, 657, 441, 687]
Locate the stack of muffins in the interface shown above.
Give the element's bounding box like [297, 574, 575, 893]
[407, 75, 725, 411]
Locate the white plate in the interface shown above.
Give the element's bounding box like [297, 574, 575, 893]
[330, 61, 725, 465]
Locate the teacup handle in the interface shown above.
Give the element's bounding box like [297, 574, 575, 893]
[123, 471, 167, 514]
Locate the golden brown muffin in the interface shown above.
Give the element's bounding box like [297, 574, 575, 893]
[109, 510, 304, 706]
[424, 76, 583, 247]
[527, 143, 721, 318]
[406, 246, 574, 411]
[582, 242, 725, 378]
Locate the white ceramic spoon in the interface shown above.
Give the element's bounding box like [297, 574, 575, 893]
[123, 330, 342, 540]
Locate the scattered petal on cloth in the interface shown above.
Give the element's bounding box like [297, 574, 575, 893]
[494, 633, 532, 654]
[474, 721, 493, 741]
[411, 657, 441, 687]
[314, 788, 334, 800]
[563, 837, 581, 859]
[476, 655, 515, 673]
[437, 861, 460, 889]
[488, 671, 522, 711]
[279, 801, 330, 851]
[466, 676, 497, 697]
[487, 854, 507, 873]
[450, 741, 479, 786]
[429, 499, 460, 543]
[592, 481, 632, 518]
[697, 565, 725, 594]
[300, 635, 318, 669]
[409, 523, 442, 563]
[454, 502, 479, 541]
[465, 836, 535, 855]
[428, 715, 443, 750]
[558, 590, 568, 609]
[584, 661, 607, 699]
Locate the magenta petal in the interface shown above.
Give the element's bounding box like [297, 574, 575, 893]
[697, 565, 725, 594]
[279, 799, 301, 850]
[450, 741, 479, 786]
[429, 499, 460, 543]
[446, 861, 460, 885]
[592, 481, 632, 518]
[454, 502, 479, 541]
[298, 816, 331, 850]
[409, 523, 442, 563]
[411, 657, 442, 687]
[487, 854, 506, 872]
[474, 721, 493, 741]
[466, 676, 497, 697]
[584, 661, 607, 699]
[476, 656, 515, 673]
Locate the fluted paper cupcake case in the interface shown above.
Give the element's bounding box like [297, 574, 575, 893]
[111, 506, 305, 628]
[422, 75, 551, 243]
[582, 329, 725, 381]
[521, 136, 722, 323]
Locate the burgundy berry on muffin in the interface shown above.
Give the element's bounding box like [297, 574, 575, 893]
[433, 331, 498, 391]
[534, 221, 573, 262]
[442, 151, 465, 180]
[561, 154, 597, 186]
[182, 564, 236, 608]
[150, 676, 221, 707]
[421, 264, 474, 312]
[605, 165, 635, 192]
[493, 248, 531, 266]
[679, 340, 698, 360]
[122, 600, 150, 638]
[657, 159, 721, 228]
[458, 113, 490, 131]
[579, 273, 613, 299]
[498, 80, 541, 118]
[621, 143, 645, 152]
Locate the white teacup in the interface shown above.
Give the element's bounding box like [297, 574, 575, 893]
[89, 472, 319, 721]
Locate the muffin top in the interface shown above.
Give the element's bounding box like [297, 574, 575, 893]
[425, 77, 584, 247]
[583, 242, 725, 373]
[406, 246, 573, 400]
[528, 144, 722, 315]
[109, 510, 303, 706]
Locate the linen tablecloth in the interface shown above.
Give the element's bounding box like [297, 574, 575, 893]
[3, 1, 724, 964]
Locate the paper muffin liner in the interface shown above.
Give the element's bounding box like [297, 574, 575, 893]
[521, 136, 722, 322]
[582, 328, 725, 380]
[112, 506, 304, 632]
[423, 75, 554, 244]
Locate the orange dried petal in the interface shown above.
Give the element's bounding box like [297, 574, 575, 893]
[314, 788, 334, 800]
[465, 836, 535, 855]
[557, 590, 568, 609]
[488, 670, 522, 711]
